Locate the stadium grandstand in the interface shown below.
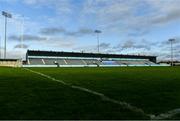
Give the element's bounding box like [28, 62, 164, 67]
[24, 50, 160, 67]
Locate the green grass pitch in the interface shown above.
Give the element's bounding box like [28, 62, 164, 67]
[0, 67, 180, 119]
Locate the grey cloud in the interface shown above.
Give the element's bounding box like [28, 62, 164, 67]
[122, 40, 134, 49]
[37, 36, 77, 48]
[40, 27, 94, 36]
[99, 43, 110, 49]
[40, 27, 66, 35]
[74, 42, 111, 53]
[74, 45, 97, 53]
[9, 35, 20, 41]
[62, 28, 94, 36]
[14, 44, 29, 49]
[113, 39, 152, 51]
[136, 45, 151, 50]
[160, 54, 180, 61]
[76, 28, 94, 35]
[151, 8, 180, 25]
[23, 0, 73, 14]
[128, 29, 149, 37]
[75, 40, 152, 54]
[9, 35, 46, 41]
[84, 0, 180, 37]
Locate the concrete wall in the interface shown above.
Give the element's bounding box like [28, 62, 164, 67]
[0, 60, 22, 67]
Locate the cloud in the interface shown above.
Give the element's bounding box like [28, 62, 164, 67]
[65, 28, 94, 36]
[151, 10, 180, 25]
[4, 50, 26, 59]
[1, 0, 180, 61]
[3, 0, 180, 37]
[122, 40, 134, 49]
[14, 44, 29, 49]
[74, 42, 111, 53]
[113, 39, 152, 51]
[9, 35, 46, 41]
[22, 0, 73, 14]
[40, 27, 66, 35]
[74, 39, 153, 54]
[74, 45, 97, 53]
[9, 34, 77, 49]
[36, 36, 77, 48]
[128, 29, 149, 37]
[99, 43, 110, 49]
[148, 0, 180, 24]
[40, 27, 94, 36]
[74, 39, 157, 54]
[80, 0, 180, 36]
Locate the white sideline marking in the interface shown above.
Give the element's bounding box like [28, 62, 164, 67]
[24, 68, 68, 86]
[24, 68, 149, 118]
[152, 108, 180, 120]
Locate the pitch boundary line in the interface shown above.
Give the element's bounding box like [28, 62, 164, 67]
[24, 68, 153, 119]
[23, 68, 180, 120]
[151, 108, 180, 120]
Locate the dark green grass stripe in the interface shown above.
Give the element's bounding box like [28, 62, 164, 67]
[31, 67, 180, 116]
[0, 67, 149, 119]
[24, 68, 150, 118]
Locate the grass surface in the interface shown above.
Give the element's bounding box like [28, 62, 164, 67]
[0, 67, 180, 119]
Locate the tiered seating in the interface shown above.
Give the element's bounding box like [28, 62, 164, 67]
[29, 58, 43, 65]
[102, 61, 119, 65]
[126, 60, 146, 65]
[65, 59, 85, 65]
[43, 58, 66, 65]
[57, 59, 67, 65]
[114, 59, 158, 66]
[83, 59, 102, 65]
[26, 50, 159, 67]
[27, 58, 157, 67]
[43, 59, 54, 65]
[145, 60, 156, 65]
[116, 60, 128, 65]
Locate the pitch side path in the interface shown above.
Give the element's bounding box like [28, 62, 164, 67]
[0, 67, 180, 120]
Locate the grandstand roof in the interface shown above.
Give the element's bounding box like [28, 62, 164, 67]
[27, 50, 156, 62]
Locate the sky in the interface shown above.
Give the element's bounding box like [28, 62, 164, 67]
[0, 0, 180, 61]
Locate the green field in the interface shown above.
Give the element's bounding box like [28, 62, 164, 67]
[0, 67, 180, 120]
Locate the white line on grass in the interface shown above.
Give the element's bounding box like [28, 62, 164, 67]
[152, 108, 180, 120]
[23, 68, 180, 120]
[24, 68, 151, 118]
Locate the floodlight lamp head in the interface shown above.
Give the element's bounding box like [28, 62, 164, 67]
[169, 38, 175, 42]
[2, 11, 12, 18]
[94, 30, 102, 33]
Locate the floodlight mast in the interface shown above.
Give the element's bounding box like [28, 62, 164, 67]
[169, 39, 175, 66]
[2, 11, 12, 59]
[20, 15, 24, 60]
[0, 36, 1, 59]
[94, 30, 102, 53]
